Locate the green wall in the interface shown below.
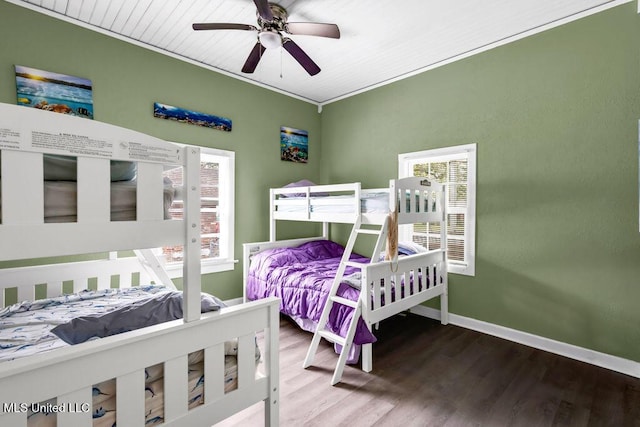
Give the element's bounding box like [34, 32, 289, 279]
[0, 1, 321, 299]
[320, 3, 640, 363]
[1, 1, 639, 364]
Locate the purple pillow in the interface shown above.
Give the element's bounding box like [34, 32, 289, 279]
[281, 179, 329, 197]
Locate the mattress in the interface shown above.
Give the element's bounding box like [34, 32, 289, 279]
[0, 178, 176, 222]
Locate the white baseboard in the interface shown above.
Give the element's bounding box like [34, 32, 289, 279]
[409, 305, 640, 379]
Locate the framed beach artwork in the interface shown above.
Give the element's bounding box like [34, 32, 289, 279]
[153, 102, 232, 132]
[281, 126, 308, 163]
[15, 65, 94, 119]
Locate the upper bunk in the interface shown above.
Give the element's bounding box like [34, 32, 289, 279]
[0, 102, 201, 262]
[270, 177, 446, 231]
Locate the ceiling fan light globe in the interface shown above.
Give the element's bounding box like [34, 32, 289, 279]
[259, 31, 282, 49]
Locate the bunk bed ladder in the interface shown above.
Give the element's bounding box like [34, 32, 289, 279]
[303, 215, 389, 385]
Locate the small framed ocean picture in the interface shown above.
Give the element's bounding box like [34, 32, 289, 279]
[15, 65, 94, 119]
[281, 126, 308, 163]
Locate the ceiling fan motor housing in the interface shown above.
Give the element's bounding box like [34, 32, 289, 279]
[257, 3, 288, 32]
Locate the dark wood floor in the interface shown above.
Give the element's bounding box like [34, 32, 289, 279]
[216, 314, 640, 427]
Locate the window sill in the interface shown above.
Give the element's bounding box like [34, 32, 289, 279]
[449, 264, 475, 277]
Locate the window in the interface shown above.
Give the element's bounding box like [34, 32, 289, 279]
[160, 146, 235, 277]
[398, 143, 476, 276]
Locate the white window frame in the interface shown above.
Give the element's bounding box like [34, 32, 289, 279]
[159, 145, 236, 278]
[398, 143, 476, 276]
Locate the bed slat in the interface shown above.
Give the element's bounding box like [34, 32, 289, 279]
[119, 273, 132, 288]
[96, 275, 110, 290]
[384, 274, 393, 304]
[237, 334, 255, 390]
[58, 387, 92, 426]
[409, 189, 417, 213]
[1, 151, 43, 225]
[116, 370, 145, 426]
[370, 272, 379, 310]
[77, 157, 110, 223]
[46, 281, 63, 298]
[72, 277, 88, 293]
[164, 355, 189, 422]
[136, 162, 164, 221]
[17, 286, 34, 303]
[204, 343, 225, 404]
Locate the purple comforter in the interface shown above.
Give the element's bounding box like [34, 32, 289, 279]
[246, 240, 377, 347]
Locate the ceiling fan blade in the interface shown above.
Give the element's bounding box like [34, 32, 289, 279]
[192, 23, 257, 31]
[285, 22, 340, 39]
[282, 38, 321, 76]
[242, 41, 267, 73]
[253, 0, 274, 21]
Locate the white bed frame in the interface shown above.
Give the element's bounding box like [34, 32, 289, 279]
[244, 179, 448, 377]
[0, 103, 279, 426]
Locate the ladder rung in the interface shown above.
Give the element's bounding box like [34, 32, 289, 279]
[343, 261, 366, 269]
[318, 330, 346, 346]
[330, 296, 358, 309]
[356, 228, 381, 235]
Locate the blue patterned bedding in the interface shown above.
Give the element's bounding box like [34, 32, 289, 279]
[0, 285, 178, 362]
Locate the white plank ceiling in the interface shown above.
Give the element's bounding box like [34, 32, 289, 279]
[8, 0, 628, 105]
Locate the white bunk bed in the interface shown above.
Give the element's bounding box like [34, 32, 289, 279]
[244, 178, 448, 385]
[0, 103, 279, 426]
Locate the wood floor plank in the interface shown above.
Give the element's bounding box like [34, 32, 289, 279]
[215, 314, 640, 426]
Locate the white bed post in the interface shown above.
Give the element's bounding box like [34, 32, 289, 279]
[439, 183, 449, 325]
[269, 188, 276, 241]
[322, 222, 329, 239]
[182, 146, 202, 323]
[265, 301, 280, 426]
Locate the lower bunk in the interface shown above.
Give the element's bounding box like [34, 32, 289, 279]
[243, 237, 447, 379]
[0, 256, 280, 427]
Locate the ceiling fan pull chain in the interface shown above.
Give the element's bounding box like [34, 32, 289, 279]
[280, 47, 283, 78]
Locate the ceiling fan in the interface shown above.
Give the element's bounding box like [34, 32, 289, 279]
[192, 0, 340, 76]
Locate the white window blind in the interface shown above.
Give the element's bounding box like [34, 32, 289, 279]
[399, 143, 476, 276]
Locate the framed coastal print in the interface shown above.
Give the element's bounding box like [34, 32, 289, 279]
[281, 126, 308, 163]
[15, 65, 93, 119]
[153, 102, 232, 132]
